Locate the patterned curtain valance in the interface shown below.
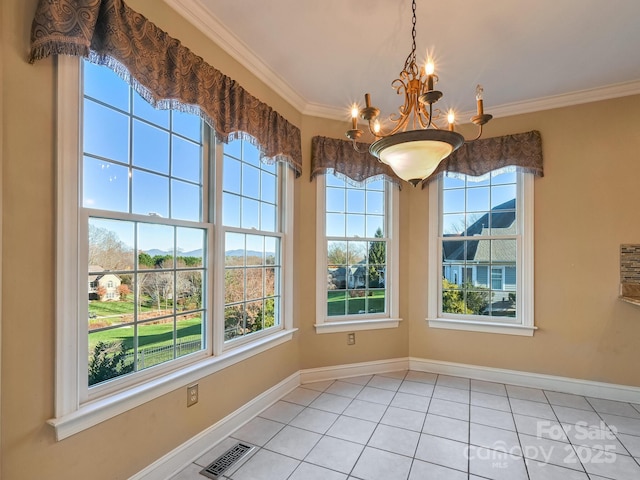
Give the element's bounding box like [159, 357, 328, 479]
[424, 130, 543, 185]
[311, 136, 402, 187]
[29, 0, 302, 176]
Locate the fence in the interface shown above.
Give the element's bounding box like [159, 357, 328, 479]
[125, 338, 203, 369]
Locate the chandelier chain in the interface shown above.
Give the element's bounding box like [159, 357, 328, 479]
[405, 0, 418, 70]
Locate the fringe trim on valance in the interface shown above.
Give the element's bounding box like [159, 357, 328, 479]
[311, 136, 402, 187]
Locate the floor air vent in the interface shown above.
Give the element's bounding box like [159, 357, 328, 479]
[200, 442, 253, 479]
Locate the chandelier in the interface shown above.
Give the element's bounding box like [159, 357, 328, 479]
[346, 0, 492, 186]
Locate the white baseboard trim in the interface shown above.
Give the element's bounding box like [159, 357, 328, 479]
[410, 357, 640, 403]
[130, 371, 300, 480]
[299, 358, 410, 384]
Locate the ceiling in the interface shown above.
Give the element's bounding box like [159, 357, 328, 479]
[166, 0, 640, 123]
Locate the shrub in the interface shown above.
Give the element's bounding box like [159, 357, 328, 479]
[88, 341, 134, 386]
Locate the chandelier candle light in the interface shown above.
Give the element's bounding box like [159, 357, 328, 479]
[346, 0, 493, 186]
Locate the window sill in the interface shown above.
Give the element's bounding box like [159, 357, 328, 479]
[315, 318, 402, 334]
[427, 318, 535, 336]
[48, 328, 296, 441]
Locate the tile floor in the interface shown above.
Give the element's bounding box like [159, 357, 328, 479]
[171, 371, 640, 480]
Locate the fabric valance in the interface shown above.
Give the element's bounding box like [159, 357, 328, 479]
[310, 136, 402, 187]
[29, 0, 302, 176]
[424, 130, 543, 185]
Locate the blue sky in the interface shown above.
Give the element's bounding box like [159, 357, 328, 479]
[83, 60, 278, 254]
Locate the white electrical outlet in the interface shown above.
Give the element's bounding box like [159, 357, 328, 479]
[347, 332, 356, 345]
[187, 384, 199, 407]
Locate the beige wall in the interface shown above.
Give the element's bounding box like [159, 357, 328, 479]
[2, 0, 640, 478]
[408, 97, 640, 386]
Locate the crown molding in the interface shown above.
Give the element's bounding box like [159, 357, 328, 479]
[164, 0, 308, 113]
[165, 1, 640, 123]
[486, 80, 640, 120]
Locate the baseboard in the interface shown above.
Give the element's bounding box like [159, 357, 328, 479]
[299, 357, 410, 384]
[130, 371, 300, 480]
[410, 357, 640, 403]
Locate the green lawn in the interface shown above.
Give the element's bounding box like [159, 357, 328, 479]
[89, 299, 156, 317]
[88, 318, 202, 351]
[327, 290, 386, 316]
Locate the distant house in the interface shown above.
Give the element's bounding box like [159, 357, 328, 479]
[328, 265, 368, 290]
[442, 199, 517, 314]
[88, 265, 121, 301]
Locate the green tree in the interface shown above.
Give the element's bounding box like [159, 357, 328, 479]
[441, 279, 489, 315]
[138, 252, 153, 268]
[368, 228, 386, 287]
[88, 341, 133, 386]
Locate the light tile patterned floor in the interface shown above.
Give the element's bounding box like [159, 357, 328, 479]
[171, 371, 640, 480]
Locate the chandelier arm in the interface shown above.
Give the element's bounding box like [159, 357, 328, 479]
[464, 124, 484, 143]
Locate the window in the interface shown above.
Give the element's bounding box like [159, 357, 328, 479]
[220, 140, 284, 342]
[315, 175, 400, 333]
[427, 169, 535, 336]
[82, 60, 209, 390]
[53, 56, 294, 439]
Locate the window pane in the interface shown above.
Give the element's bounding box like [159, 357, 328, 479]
[246, 235, 264, 265]
[132, 170, 169, 218]
[442, 189, 464, 214]
[83, 157, 129, 212]
[88, 218, 135, 270]
[261, 203, 276, 232]
[176, 227, 204, 265]
[176, 270, 203, 311]
[84, 62, 129, 112]
[242, 164, 260, 199]
[347, 189, 365, 214]
[172, 136, 201, 183]
[442, 214, 465, 235]
[490, 210, 516, 235]
[243, 141, 261, 166]
[171, 180, 201, 222]
[225, 232, 245, 265]
[366, 190, 384, 214]
[133, 92, 169, 128]
[366, 215, 384, 238]
[176, 314, 203, 358]
[327, 291, 347, 316]
[223, 193, 241, 228]
[467, 186, 490, 213]
[172, 110, 201, 142]
[225, 269, 244, 304]
[443, 240, 465, 262]
[261, 171, 277, 204]
[491, 184, 516, 210]
[265, 237, 279, 265]
[326, 187, 345, 213]
[326, 213, 345, 237]
[345, 214, 365, 237]
[491, 239, 516, 264]
[138, 271, 174, 319]
[133, 120, 169, 174]
[442, 174, 465, 189]
[241, 197, 260, 229]
[223, 156, 241, 194]
[138, 223, 174, 268]
[83, 98, 129, 163]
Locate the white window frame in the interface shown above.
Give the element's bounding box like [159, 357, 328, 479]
[427, 171, 535, 336]
[315, 175, 401, 333]
[51, 56, 295, 441]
